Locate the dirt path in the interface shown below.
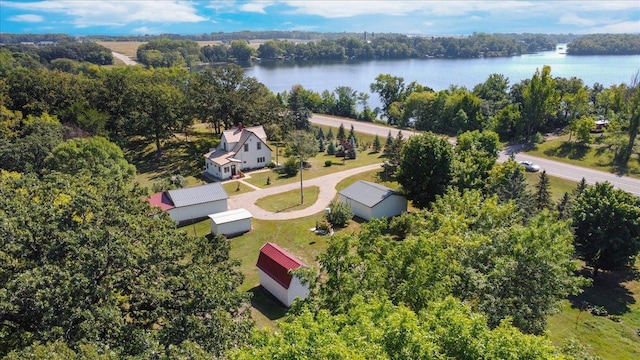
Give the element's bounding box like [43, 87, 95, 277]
[111, 51, 137, 65]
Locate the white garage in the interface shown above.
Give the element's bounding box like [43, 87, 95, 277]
[339, 180, 407, 221]
[148, 182, 229, 224]
[209, 208, 252, 237]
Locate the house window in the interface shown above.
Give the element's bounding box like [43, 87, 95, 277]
[257, 142, 262, 150]
[257, 157, 265, 163]
[224, 167, 229, 173]
[223, 142, 226, 150]
[244, 144, 249, 152]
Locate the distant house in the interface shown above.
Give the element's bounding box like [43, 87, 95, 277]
[203, 124, 272, 180]
[339, 180, 407, 221]
[256, 242, 310, 307]
[209, 208, 252, 237]
[148, 182, 228, 224]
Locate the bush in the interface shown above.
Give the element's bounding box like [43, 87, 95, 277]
[325, 160, 332, 167]
[533, 132, 544, 144]
[283, 157, 299, 177]
[266, 161, 276, 168]
[327, 142, 336, 155]
[326, 201, 353, 227]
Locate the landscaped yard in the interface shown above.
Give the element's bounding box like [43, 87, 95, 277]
[527, 134, 640, 179]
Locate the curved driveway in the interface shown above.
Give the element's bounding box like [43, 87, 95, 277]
[311, 114, 640, 196]
[228, 163, 382, 220]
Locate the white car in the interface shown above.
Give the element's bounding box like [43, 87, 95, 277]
[519, 161, 541, 172]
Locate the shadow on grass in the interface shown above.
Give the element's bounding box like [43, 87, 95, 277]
[248, 286, 288, 321]
[569, 267, 637, 316]
[543, 142, 590, 160]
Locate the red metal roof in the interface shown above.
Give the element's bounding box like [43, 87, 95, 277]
[256, 242, 304, 289]
[148, 192, 175, 211]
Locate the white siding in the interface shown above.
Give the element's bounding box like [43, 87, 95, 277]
[210, 217, 252, 236]
[258, 269, 289, 306]
[371, 195, 407, 219]
[339, 194, 373, 220]
[237, 134, 272, 171]
[167, 199, 228, 223]
[287, 277, 310, 306]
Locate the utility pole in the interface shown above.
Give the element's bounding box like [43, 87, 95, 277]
[299, 155, 304, 204]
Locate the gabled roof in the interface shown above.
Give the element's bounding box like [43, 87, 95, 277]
[209, 208, 252, 225]
[339, 180, 402, 208]
[166, 182, 228, 208]
[222, 125, 267, 144]
[256, 242, 305, 289]
[148, 191, 175, 211]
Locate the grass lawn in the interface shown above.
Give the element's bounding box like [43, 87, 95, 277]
[255, 186, 319, 212]
[527, 134, 640, 179]
[523, 171, 579, 202]
[222, 181, 255, 196]
[97, 41, 145, 59]
[547, 262, 640, 360]
[244, 150, 386, 188]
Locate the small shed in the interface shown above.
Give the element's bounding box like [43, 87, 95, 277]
[338, 180, 407, 221]
[148, 182, 228, 224]
[209, 208, 252, 237]
[256, 242, 310, 307]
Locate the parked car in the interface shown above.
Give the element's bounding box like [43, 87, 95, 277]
[519, 161, 541, 172]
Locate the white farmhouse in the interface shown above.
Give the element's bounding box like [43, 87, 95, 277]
[339, 180, 407, 221]
[203, 124, 272, 180]
[148, 182, 228, 224]
[256, 242, 310, 307]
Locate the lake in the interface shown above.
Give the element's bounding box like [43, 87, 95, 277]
[244, 47, 640, 110]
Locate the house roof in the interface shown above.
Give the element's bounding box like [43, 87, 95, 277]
[203, 148, 241, 166]
[222, 125, 267, 143]
[208, 208, 252, 225]
[148, 191, 175, 211]
[256, 242, 305, 289]
[339, 180, 402, 208]
[166, 182, 228, 208]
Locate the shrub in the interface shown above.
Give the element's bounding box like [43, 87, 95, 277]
[266, 161, 276, 168]
[325, 160, 332, 167]
[326, 201, 353, 227]
[327, 142, 336, 155]
[283, 157, 299, 177]
[533, 132, 544, 144]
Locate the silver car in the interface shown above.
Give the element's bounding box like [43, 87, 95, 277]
[519, 161, 541, 172]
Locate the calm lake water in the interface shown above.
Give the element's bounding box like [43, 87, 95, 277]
[244, 47, 640, 110]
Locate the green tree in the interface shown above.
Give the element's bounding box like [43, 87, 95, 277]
[521, 65, 557, 139]
[336, 123, 346, 141]
[326, 200, 353, 227]
[619, 73, 640, 163]
[487, 158, 533, 214]
[534, 170, 552, 211]
[285, 130, 318, 162]
[287, 84, 312, 130]
[572, 182, 640, 275]
[229, 40, 254, 62]
[396, 132, 454, 208]
[370, 74, 407, 119]
[373, 134, 381, 152]
[569, 115, 596, 143]
[0, 172, 251, 358]
[453, 130, 501, 191]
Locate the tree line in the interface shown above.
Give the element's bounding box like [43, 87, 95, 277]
[567, 34, 640, 55]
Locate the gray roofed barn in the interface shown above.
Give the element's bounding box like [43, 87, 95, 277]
[167, 182, 228, 207]
[339, 180, 407, 220]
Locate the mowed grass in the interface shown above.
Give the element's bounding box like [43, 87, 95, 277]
[255, 186, 319, 212]
[527, 134, 640, 179]
[523, 171, 579, 201]
[547, 261, 640, 360]
[97, 41, 145, 59]
[222, 181, 255, 196]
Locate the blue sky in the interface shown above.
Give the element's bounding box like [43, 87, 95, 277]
[1, 1, 639, 36]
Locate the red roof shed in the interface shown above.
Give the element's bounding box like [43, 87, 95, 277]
[256, 242, 304, 289]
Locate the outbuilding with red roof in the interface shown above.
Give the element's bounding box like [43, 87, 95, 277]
[256, 242, 310, 307]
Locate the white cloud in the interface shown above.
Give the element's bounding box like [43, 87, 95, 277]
[8, 14, 44, 23]
[559, 13, 596, 27]
[132, 26, 157, 34]
[240, 1, 275, 14]
[588, 20, 640, 34]
[2, 1, 208, 28]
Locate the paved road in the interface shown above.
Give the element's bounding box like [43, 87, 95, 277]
[111, 51, 137, 65]
[311, 114, 640, 196]
[228, 163, 382, 220]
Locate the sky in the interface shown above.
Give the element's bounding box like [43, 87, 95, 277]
[0, 0, 639, 36]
